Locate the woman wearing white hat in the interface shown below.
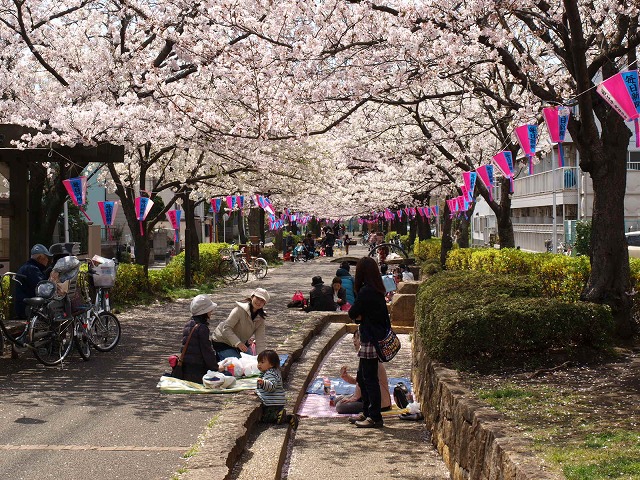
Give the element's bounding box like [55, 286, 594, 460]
[211, 288, 271, 360]
[180, 295, 219, 383]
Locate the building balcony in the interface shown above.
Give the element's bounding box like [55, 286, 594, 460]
[511, 167, 579, 209]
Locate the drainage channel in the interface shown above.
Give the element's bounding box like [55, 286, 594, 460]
[228, 320, 450, 479]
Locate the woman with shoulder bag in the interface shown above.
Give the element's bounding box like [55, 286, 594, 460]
[178, 295, 219, 383]
[347, 256, 390, 429]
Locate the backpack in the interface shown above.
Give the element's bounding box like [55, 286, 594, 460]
[393, 382, 410, 409]
[292, 291, 305, 303]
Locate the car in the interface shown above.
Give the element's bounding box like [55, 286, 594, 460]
[625, 231, 640, 258]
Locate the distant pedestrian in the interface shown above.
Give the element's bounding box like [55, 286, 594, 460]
[335, 261, 356, 305]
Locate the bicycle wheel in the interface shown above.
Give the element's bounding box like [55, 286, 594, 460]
[29, 316, 74, 366]
[74, 318, 91, 361]
[88, 311, 121, 352]
[253, 258, 268, 279]
[218, 258, 239, 282]
[239, 261, 250, 283]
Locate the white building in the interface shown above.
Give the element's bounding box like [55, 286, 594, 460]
[472, 141, 640, 252]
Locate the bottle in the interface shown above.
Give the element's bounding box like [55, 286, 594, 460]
[227, 363, 235, 377]
[323, 376, 331, 395]
[329, 388, 336, 407]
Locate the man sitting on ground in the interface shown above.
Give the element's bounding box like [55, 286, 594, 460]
[305, 276, 336, 312]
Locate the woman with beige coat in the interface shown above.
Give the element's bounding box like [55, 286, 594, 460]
[211, 288, 270, 360]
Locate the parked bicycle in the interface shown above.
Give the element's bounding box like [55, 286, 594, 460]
[218, 248, 268, 283]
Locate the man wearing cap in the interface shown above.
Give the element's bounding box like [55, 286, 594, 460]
[211, 288, 271, 360]
[14, 244, 53, 319]
[305, 276, 337, 312]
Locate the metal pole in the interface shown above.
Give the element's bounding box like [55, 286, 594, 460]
[63, 200, 70, 242]
[184, 190, 192, 288]
[552, 147, 557, 253]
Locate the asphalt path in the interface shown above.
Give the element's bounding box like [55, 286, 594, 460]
[0, 245, 366, 480]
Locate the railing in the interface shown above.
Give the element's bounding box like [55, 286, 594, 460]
[513, 167, 578, 197]
[513, 224, 564, 252]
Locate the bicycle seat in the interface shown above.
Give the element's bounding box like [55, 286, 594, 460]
[23, 297, 48, 307]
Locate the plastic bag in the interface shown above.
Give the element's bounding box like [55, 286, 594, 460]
[202, 371, 236, 389]
[218, 357, 243, 377]
[239, 353, 260, 376]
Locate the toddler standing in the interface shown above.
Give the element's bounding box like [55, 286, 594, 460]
[256, 349, 298, 429]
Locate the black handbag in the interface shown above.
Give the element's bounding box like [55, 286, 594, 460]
[170, 324, 199, 379]
[375, 328, 401, 362]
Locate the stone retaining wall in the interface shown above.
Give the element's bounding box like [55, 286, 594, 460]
[412, 331, 562, 480]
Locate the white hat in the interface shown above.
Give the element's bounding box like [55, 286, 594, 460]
[252, 288, 270, 303]
[190, 295, 217, 316]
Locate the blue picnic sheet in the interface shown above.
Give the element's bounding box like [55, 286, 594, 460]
[306, 377, 412, 396]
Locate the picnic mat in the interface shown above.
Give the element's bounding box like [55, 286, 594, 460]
[306, 377, 412, 396]
[298, 394, 408, 418]
[157, 375, 258, 394]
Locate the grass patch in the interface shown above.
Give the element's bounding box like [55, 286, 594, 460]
[170, 467, 188, 480]
[469, 380, 640, 479]
[207, 414, 220, 429]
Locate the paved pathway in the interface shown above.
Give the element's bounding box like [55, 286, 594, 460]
[0, 246, 364, 479]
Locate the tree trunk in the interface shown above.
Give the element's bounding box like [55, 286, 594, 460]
[578, 122, 633, 338]
[185, 193, 199, 272]
[440, 200, 453, 268]
[457, 210, 471, 248]
[475, 175, 515, 248]
[496, 177, 515, 248]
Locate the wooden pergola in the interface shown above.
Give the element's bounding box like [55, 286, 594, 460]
[0, 124, 124, 270]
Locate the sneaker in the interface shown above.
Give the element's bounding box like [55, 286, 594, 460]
[355, 417, 384, 428]
[288, 414, 299, 430]
[276, 408, 287, 425]
[348, 413, 366, 424]
[399, 412, 424, 421]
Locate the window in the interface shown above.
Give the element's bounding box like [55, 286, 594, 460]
[628, 151, 640, 170]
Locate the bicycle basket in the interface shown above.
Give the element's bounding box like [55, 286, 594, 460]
[91, 260, 116, 287]
[35, 281, 56, 299]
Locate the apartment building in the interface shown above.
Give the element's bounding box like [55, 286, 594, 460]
[472, 142, 640, 252]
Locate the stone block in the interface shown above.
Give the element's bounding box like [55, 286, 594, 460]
[397, 281, 420, 294]
[389, 293, 415, 327]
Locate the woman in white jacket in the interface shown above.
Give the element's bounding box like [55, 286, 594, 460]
[211, 288, 270, 360]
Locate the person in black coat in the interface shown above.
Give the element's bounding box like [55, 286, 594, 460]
[181, 295, 219, 383]
[347, 256, 391, 428]
[306, 276, 336, 312]
[14, 244, 53, 319]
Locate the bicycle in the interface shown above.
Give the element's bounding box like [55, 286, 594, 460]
[77, 267, 122, 352]
[0, 271, 32, 356]
[218, 248, 268, 282]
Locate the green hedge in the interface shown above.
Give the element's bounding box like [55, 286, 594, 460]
[110, 243, 232, 304]
[416, 270, 615, 371]
[414, 238, 443, 262]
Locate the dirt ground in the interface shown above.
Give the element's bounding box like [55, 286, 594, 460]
[458, 343, 640, 443]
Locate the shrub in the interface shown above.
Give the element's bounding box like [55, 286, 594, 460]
[539, 255, 590, 301]
[414, 238, 442, 262]
[468, 248, 499, 273]
[421, 259, 442, 276]
[445, 248, 473, 270]
[575, 220, 591, 256]
[490, 248, 538, 275]
[260, 246, 280, 263]
[415, 270, 615, 371]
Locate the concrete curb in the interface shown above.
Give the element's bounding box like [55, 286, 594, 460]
[412, 333, 562, 480]
[180, 312, 345, 480]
